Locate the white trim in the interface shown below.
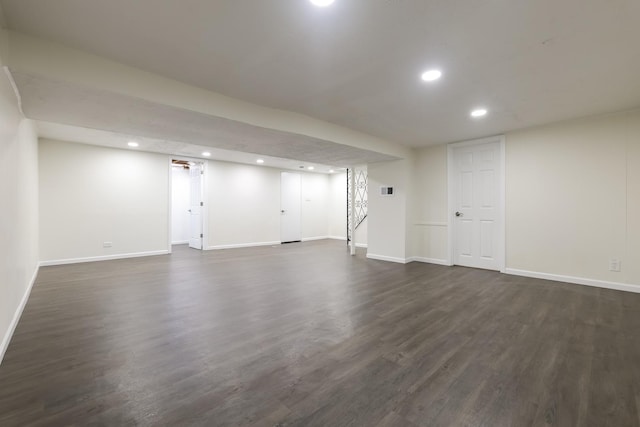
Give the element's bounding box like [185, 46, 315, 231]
[366, 253, 409, 264]
[201, 161, 210, 250]
[349, 168, 356, 256]
[40, 250, 170, 266]
[447, 144, 454, 265]
[326, 236, 367, 247]
[504, 268, 640, 294]
[409, 257, 451, 266]
[498, 138, 506, 273]
[167, 157, 173, 254]
[205, 241, 281, 250]
[171, 240, 189, 245]
[300, 236, 367, 248]
[169, 157, 208, 252]
[3, 67, 24, 116]
[447, 135, 506, 272]
[301, 236, 331, 242]
[1, 265, 39, 365]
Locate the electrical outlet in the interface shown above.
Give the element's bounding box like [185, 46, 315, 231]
[609, 259, 621, 272]
[103, 242, 113, 248]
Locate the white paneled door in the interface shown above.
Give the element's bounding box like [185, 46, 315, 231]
[280, 172, 301, 243]
[451, 139, 503, 270]
[188, 162, 203, 249]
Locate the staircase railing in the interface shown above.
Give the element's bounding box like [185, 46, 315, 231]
[347, 168, 367, 244]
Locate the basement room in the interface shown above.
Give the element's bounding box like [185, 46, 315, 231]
[1, 0, 639, 425]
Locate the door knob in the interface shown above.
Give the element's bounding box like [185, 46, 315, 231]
[455, 211, 463, 217]
[281, 210, 285, 213]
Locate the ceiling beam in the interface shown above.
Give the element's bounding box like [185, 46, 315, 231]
[6, 31, 411, 162]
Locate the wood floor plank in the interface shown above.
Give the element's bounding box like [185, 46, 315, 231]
[1, 240, 639, 426]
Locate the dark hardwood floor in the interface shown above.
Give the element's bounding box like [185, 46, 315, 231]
[1, 240, 639, 426]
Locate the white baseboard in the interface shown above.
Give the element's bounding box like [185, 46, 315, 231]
[171, 240, 189, 245]
[206, 241, 281, 250]
[1, 265, 39, 366]
[409, 256, 451, 266]
[366, 253, 409, 264]
[327, 236, 367, 248]
[40, 250, 170, 266]
[301, 236, 330, 242]
[504, 268, 640, 294]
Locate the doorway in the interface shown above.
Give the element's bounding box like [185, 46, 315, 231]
[280, 172, 301, 243]
[171, 159, 205, 250]
[448, 136, 505, 271]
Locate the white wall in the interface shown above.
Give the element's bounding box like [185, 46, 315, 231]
[38, 143, 343, 257]
[506, 109, 640, 287]
[0, 28, 39, 363]
[411, 108, 640, 289]
[328, 172, 347, 239]
[205, 160, 338, 248]
[628, 126, 640, 284]
[355, 218, 368, 247]
[411, 145, 449, 263]
[39, 139, 170, 263]
[171, 166, 190, 244]
[206, 160, 281, 248]
[367, 160, 410, 262]
[301, 173, 329, 240]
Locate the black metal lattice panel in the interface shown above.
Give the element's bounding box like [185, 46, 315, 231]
[347, 168, 367, 243]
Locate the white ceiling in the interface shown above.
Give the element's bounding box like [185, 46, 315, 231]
[11, 71, 399, 166]
[2, 0, 640, 147]
[37, 121, 342, 174]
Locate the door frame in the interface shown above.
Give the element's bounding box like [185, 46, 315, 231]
[447, 135, 506, 272]
[168, 157, 209, 253]
[280, 171, 302, 243]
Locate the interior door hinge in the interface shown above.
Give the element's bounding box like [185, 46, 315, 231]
[200, 233, 203, 238]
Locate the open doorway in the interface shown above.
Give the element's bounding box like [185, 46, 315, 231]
[171, 159, 205, 250]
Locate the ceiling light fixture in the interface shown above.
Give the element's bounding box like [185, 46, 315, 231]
[202, 152, 211, 157]
[127, 141, 139, 147]
[470, 108, 488, 118]
[307, 166, 315, 170]
[329, 169, 335, 173]
[256, 159, 265, 164]
[421, 69, 442, 82]
[310, 0, 335, 6]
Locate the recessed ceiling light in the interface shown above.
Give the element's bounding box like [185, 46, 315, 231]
[127, 141, 139, 147]
[307, 166, 315, 170]
[202, 152, 211, 157]
[310, 0, 335, 6]
[421, 69, 442, 82]
[329, 169, 335, 173]
[256, 159, 265, 164]
[471, 108, 488, 118]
